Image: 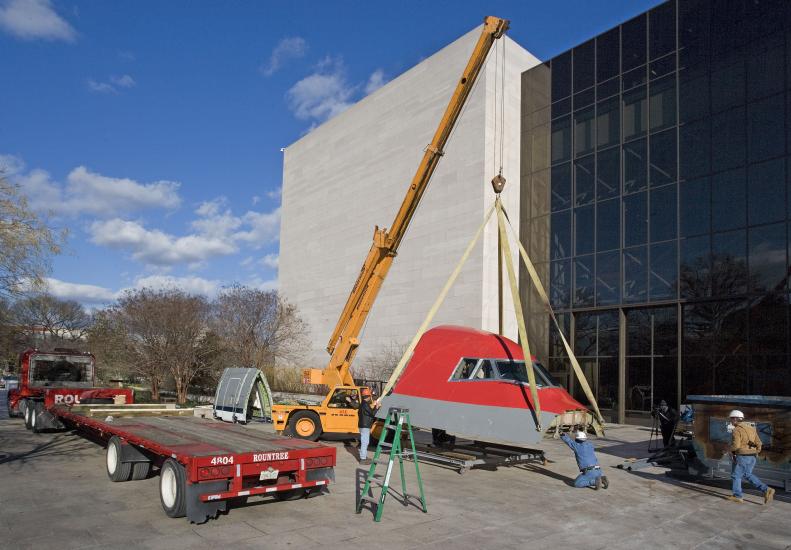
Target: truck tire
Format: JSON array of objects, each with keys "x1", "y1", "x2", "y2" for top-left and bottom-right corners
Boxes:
[
  {"x1": 22, "y1": 401, "x2": 32, "y2": 430},
  {"x1": 7, "y1": 397, "x2": 20, "y2": 418},
  {"x1": 159, "y1": 458, "x2": 187, "y2": 518},
  {"x1": 106, "y1": 436, "x2": 132, "y2": 482},
  {"x1": 131, "y1": 461, "x2": 151, "y2": 481},
  {"x1": 286, "y1": 410, "x2": 322, "y2": 441},
  {"x1": 30, "y1": 402, "x2": 41, "y2": 433}
]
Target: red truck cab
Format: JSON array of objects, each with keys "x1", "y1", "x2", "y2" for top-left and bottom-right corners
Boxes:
[{"x1": 8, "y1": 347, "x2": 134, "y2": 432}]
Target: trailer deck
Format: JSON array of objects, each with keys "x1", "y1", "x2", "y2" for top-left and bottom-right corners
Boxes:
[{"x1": 51, "y1": 406, "x2": 336, "y2": 523}]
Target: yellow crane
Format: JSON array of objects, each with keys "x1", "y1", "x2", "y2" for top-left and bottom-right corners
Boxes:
[{"x1": 272, "y1": 16, "x2": 510, "y2": 440}]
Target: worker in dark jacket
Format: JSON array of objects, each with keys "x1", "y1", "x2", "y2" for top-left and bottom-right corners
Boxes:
[
  {"x1": 651, "y1": 400, "x2": 678, "y2": 447},
  {"x1": 560, "y1": 429, "x2": 608, "y2": 490},
  {"x1": 347, "y1": 387, "x2": 379, "y2": 464}
]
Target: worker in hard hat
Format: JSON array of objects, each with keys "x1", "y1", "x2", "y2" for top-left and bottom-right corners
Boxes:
[
  {"x1": 560, "y1": 428, "x2": 608, "y2": 490},
  {"x1": 727, "y1": 410, "x2": 775, "y2": 504},
  {"x1": 352, "y1": 387, "x2": 379, "y2": 465}
]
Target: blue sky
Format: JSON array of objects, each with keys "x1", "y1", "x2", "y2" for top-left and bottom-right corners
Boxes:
[{"x1": 0, "y1": 0, "x2": 662, "y2": 305}]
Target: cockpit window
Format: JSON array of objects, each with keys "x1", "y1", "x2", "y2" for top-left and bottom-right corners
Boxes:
[
  {"x1": 450, "y1": 358, "x2": 480, "y2": 379},
  {"x1": 448, "y1": 356, "x2": 557, "y2": 386},
  {"x1": 496, "y1": 360, "x2": 556, "y2": 387},
  {"x1": 472, "y1": 360, "x2": 496, "y2": 379}
]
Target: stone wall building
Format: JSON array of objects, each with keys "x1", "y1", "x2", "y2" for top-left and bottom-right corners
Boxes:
[{"x1": 279, "y1": 26, "x2": 539, "y2": 373}]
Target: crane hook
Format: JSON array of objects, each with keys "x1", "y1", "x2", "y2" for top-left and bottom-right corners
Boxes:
[{"x1": 491, "y1": 173, "x2": 506, "y2": 194}]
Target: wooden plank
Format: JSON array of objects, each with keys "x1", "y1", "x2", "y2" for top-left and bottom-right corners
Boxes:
[
  {"x1": 86, "y1": 408, "x2": 195, "y2": 418},
  {"x1": 71, "y1": 403, "x2": 178, "y2": 410}
]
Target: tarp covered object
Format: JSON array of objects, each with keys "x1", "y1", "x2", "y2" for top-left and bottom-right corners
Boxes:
[{"x1": 214, "y1": 367, "x2": 273, "y2": 424}]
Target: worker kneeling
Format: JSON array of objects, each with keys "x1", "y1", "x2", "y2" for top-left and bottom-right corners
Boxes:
[{"x1": 560, "y1": 430, "x2": 609, "y2": 490}]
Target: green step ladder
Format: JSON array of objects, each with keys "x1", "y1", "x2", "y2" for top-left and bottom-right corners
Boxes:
[{"x1": 356, "y1": 407, "x2": 427, "y2": 522}]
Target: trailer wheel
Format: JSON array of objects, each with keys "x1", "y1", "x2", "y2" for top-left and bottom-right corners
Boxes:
[
  {"x1": 287, "y1": 411, "x2": 322, "y2": 441},
  {"x1": 106, "y1": 436, "x2": 132, "y2": 482},
  {"x1": 273, "y1": 488, "x2": 307, "y2": 501},
  {"x1": 160, "y1": 458, "x2": 187, "y2": 518},
  {"x1": 131, "y1": 461, "x2": 151, "y2": 481}
]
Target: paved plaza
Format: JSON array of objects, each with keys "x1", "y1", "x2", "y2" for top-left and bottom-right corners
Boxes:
[{"x1": 0, "y1": 409, "x2": 788, "y2": 549}]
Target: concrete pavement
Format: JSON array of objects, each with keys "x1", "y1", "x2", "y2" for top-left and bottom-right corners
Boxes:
[{"x1": 0, "y1": 415, "x2": 788, "y2": 549}]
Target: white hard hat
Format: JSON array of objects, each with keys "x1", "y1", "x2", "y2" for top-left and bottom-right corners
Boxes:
[
  {"x1": 729, "y1": 410, "x2": 744, "y2": 419},
  {"x1": 575, "y1": 430, "x2": 587, "y2": 441}
]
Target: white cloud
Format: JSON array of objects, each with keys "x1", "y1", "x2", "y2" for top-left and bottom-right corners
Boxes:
[
  {"x1": 87, "y1": 79, "x2": 116, "y2": 94},
  {"x1": 364, "y1": 69, "x2": 387, "y2": 95},
  {"x1": 195, "y1": 197, "x2": 225, "y2": 217},
  {"x1": 90, "y1": 219, "x2": 238, "y2": 266},
  {"x1": 286, "y1": 61, "x2": 391, "y2": 125},
  {"x1": 40, "y1": 274, "x2": 228, "y2": 305},
  {"x1": 233, "y1": 207, "x2": 281, "y2": 247},
  {"x1": 87, "y1": 74, "x2": 136, "y2": 94},
  {"x1": 191, "y1": 198, "x2": 244, "y2": 239},
  {"x1": 65, "y1": 166, "x2": 180, "y2": 214},
  {"x1": 260, "y1": 253, "x2": 278, "y2": 269},
  {"x1": 110, "y1": 74, "x2": 135, "y2": 88},
  {"x1": 131, "y1": 274, "x2": 221, "y2": 297},
  {"x1": 266, "y1": 186, "x2": 281, "y2": 200},
  {"x1": 246, "y1": 276, "x2": 278, "y2": 291},
  {"x1": 41, "y1": 277, "x2": 116, "y2": 304},
  {"x1": 89, "y1": 200, "x2": 280, "y2": 268},
  {"x1": 4, "y1": 155, "x2": 182, "y2": 217},
  {"x1": 0, "y1": 0, "x2": 75, "y2": 41},
  {"x1": 286, "y1": 56, "x2": 355, "y2": 122},
  {"x1": 240, "y1": 256, "x2": 254, "y2": 267},
  {"x1": 261, "y1": 36, "x2": 308, "y2": 76}
]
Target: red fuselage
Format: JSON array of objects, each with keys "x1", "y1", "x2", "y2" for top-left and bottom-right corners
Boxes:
[{"x1": 381, "y1": 325, "x2": 588, "y2": 446}]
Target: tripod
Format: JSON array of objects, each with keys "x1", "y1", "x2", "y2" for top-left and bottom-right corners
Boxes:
[{"x1": 648, "y1": 412, "x2": 662, "y2": 453}]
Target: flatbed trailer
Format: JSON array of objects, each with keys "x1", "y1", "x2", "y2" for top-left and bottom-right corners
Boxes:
[{"x1": 53, "y1": 405, "x2": 336, "y2": 523}]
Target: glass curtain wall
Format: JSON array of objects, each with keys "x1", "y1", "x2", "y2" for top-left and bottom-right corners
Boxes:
[{"x1": 521, "y1": 0, "x2": 791, "y2": 423}]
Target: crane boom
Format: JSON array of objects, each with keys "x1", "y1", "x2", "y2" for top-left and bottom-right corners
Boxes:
[{"x1": 303, "y1": 16, "x2": 510, "y2": 389}]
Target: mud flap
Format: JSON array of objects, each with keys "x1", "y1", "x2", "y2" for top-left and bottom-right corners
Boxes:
[
  {"x1": 119, "y1": 442, "x2": 150, "y2": 463},
  {"x1": 186, "y1": 480, "x2": 228, "y2": 524},
  {"x1": 37, "y1": 408, "x2": 64, "y2": 430}
]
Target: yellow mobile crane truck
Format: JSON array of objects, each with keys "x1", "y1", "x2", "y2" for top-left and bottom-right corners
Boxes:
[{"x1": 272, "y1": 16, "x2": 510, "y2": 441}]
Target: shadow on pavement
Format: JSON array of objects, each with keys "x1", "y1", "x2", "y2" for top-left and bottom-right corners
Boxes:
[
  {"x1": 0, "y1": 434, "x2": 89, "y2": 465},
  {"x1": 620, "y1": 466, "x2": 791, "y2": 505},
  {"x1": 514, "y1": 463, "x2": 577, "y2": 487}
]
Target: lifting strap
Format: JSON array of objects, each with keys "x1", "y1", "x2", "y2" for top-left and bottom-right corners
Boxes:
[
  {"x1": 501, "y1": 204, "x2": 605, "y2": 426},
  {"x1": 381, "y1": 195, "x2": 605, "y2": 432},
  {"x1": 495, "y1": 199, "x2": 541, "y2": 430},
  {"x1": 380, "y1": 202, "x2": 497, "y2": 398}
]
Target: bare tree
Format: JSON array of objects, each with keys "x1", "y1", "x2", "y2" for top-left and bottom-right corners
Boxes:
[
  {"x1": 0, "y1": 297, "x2": 19, "y2": 370},
  {"x1": 12, "y1": 293, "x2": 92, "y2": 345},
  {"x1": 211, "y1": 285, "x2": 309, "y2": 373},
  {"x1": 357, "y1": 340, "x2": 406, "y2": 382},
  {"x1": 113, "y1": 288, "x2": 215, "y2": 404},
  {"x1": 0, "y1": 176, "x2": 62, "y2": 297},
  {"x1": 86, "y1": 309, "x2": 133, "y2": 384}
]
